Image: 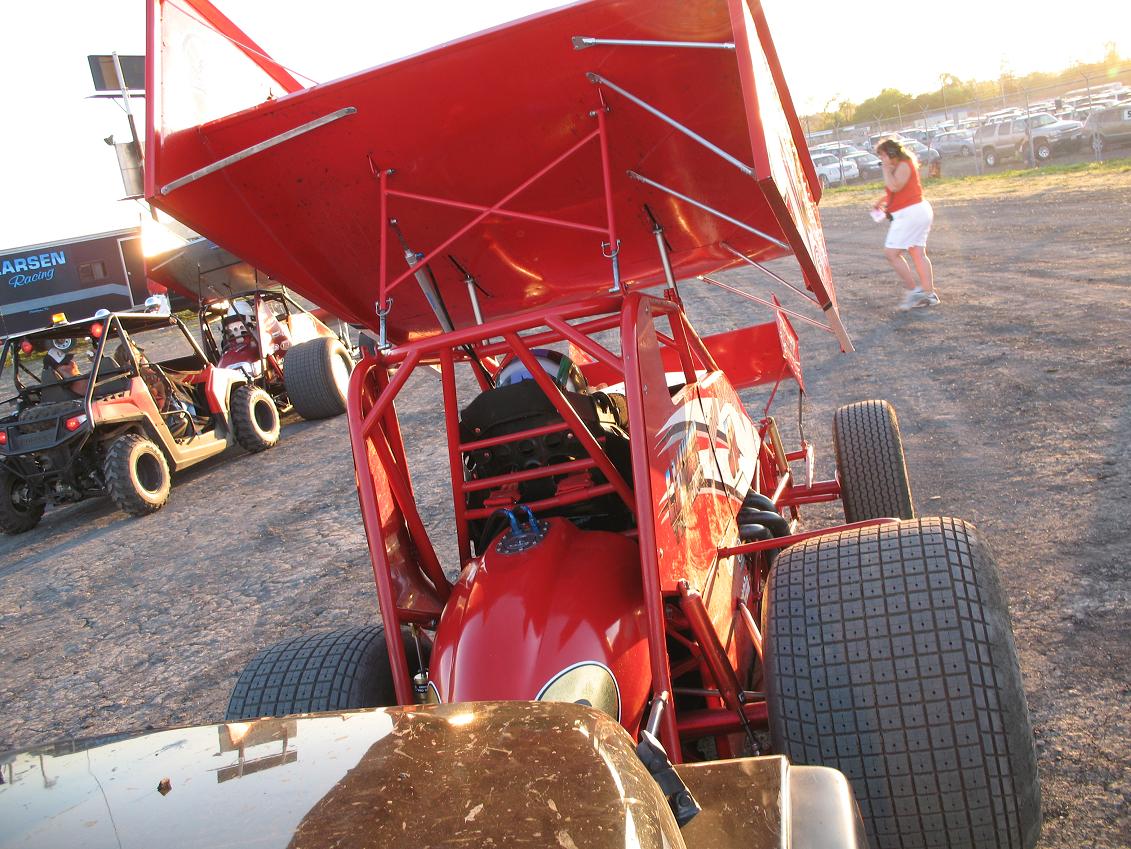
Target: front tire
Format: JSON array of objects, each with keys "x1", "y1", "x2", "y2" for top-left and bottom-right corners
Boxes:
[
  {"x1": 764, "y1": 519, "x2": 1041, "y2": 849},
  {"x1": 0, "y1": 468, "x2": 45, "y2": 534},
  {"x1": 103, "y1": 433, "x2": 171, "y2": 516},
  {"x1": 225, "y1": 625, "x2": 429, "y2": 720},
  {"x1": 983, "y1": 147, "x2": 997, "y2": 167},
  {"x1": 819, "y1": 174, "x2": 830, "y2": 190},
  {"x1": 832, "y1": 400, "x2": 914, "y2": 522},
  {"x1": 1034, "y1": 139, "x2": 1052, "y2": 161},
  {"x1": 232, "y1": 384, "x2": 281, "y2": 452},
  {"x1": 283, "y1": 336, "x2": 353, "y2": 420}
]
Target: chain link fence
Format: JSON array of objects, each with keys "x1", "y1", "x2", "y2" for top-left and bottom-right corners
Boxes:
[{"x1": 806, "y1": 67, "x2": 1131, "y2": 184}]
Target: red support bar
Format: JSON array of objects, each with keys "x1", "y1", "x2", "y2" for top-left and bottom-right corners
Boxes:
[
  {"x1": 717, "y1": 518, "x2": 899, "y2": 560},
  {"x1": 464, "y1": 483, "x2": 615, "y2": 521},
  {"x1": 778, "y1": 478, "x2": 841, "y2": 507},
  {"x1": 677, "y1": 703, "x2": 769, "y2": 739},
  {"x1": 678, "y1": 582, "x2": 744, "y2": 717},
  {"x1": 386, "y1": 187, "x2": 607, "y2": 235},
  {"x1": 381, "y1": 296, "x2": 622, "y2": 363},
  {"x1": 477, "y1": 313, "x2": 622, "y2": 360},
  {"x1": 669, "y1": 656, "x2": 701, "y2": 681},
  {"x1": 736, "y1": 601, "x2": 763, "y2": 664},
  {"x1": 545, "y1": 316, "x2": 624, "y2": 374},
  {"x1": 504, "y1": 332, "x2": 635, "y2": 511},
  {"x1": 440, "y1": 350, "x2": 472, "y2": 566},
  {"x1": 368, "y1": 423, "x2": 452, "y2": 602},
  {"x1": 461, "y1": 421, "x2": 570, "y2": 452},
  {"x1": 379, "y1": 167, "x2": 389, "y2": 310},
  {"x1": 346, "y1": 362, "x2": 414, "y2": 704},
  {"x1": 382, "y1": 128, "x2": 602, "y2": 298},
  {"x1": 594, "y1": 101, "x2": 619, "y2": 269},
  {"x1": 461, "y1": 457, "x2": 597, "y2": 494},
  {"x1": 620, "y1": 294, "x2": 678, "y2": 758},
  {"x1": 359, "y1": 350, "x2": 420, "y2": 436}
]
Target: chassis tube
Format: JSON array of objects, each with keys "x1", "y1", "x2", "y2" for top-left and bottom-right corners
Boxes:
[{"x1": 620, "y1": 295, "x2": 679, "y2": 756}]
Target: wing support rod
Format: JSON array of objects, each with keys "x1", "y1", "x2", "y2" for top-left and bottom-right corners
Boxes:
[
  {"x1": 718, "y1": 242, "x2": 819, "y2": 306},
  {"x1": 573, "y1": 36, "x2": 735, "y2": 51},
  {"x1": 627, "y1": 170, "x2": 790, "y2": 250},
  {"x1": 698, "y1": 274, "x2": 833, "y2": 334},
  {"x1": 160, "y1": 106, "x2": 357, "y2": 195},
  {"x1": 587, "y1": 73, "x2": 754, "y2": 178}
]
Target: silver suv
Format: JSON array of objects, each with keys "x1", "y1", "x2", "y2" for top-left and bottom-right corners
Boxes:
[{"x1": 974, "y1": 113, "x2": 1083, "y2": 166}]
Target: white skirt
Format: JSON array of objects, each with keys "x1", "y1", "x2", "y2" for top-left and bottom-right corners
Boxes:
[{"x1": 885, "y1": 200, "x2": 934, "y2": 249}]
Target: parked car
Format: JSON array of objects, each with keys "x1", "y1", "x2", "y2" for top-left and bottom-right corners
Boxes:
[
  {"x1": 1084, "y1": 104, "x2": 1131, "y2": 150},
  {"x1": 902, "y1": 139, "x2": 942, "y2": 175},
  {"x1": 974, "y1": 112, "x2": 1084, "y2": 166},
  {"x1": 931, "y1": 129, "x2": 975, "y2": 157},
  {"x1": 810, "y1": 152, "x2": 859, "y2": 187},
  {"x1": 842, "y1": 150, "x2": 883, "y2": 181},
  {"x1": 809, "y1": 142, "x2": 864, "y2": 158},
  {"x1": 898, "y1": 127, "x2": 931, "y2": 144},
  {"x1": 868, "y1": 130, "x2": 907, "y2": 150}
]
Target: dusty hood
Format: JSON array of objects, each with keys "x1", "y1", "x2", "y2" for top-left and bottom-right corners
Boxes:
[{"x1": 0, "y1": 701, "x2": 682, "y2": 849}]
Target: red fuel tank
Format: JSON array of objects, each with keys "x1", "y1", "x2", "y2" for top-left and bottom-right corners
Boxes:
[{"x1": 429, "y1": 519, "x2": 651, "y2": 735}]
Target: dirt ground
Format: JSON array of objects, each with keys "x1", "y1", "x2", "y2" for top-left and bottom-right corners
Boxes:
[{"x1": 2, "y1": 167, "x2": 1128, "y2": 848}]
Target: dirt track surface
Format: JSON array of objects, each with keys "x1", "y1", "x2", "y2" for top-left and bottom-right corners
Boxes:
[{"x1": 2, "y1": 170, "x2": 1129, "y2": 848}]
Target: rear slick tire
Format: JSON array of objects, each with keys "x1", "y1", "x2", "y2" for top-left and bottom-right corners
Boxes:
[
  {"x1": 283, "y1": 336, "x2": 353, "y2": 420},
  {"x1": 833, "y1": 400, "x2": 914, "y2": 522},
  {"x1": 232, "y1": 385, "x2": 281, "y2": 452},
  {"x1": 225, "y1": 625, "x2": 428, "y2": 720},
  {"x1": 103, "y1": 433, "x2": 171, "y2": 516},
  {"x1": 764, "y1": 518, "x2": 1041, "y2": 849}
]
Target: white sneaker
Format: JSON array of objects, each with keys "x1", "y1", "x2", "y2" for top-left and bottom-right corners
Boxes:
[
  {"x1": 921, "y1": 291, "x2": 941, "y2": 306},
  {"x1": 899, "y1": 288, "x2": 927, "y2": 311}
]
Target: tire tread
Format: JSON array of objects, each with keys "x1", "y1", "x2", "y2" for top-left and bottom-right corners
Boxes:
[
  {"x1": 833, "y1": 400, "x2": 915, "y2": 522},
  {"x1": 765, "y1": 518, "x2": 1040, "y2": 849},
  {"x1": 226, "y1": 626, "x2": 394, "y2": 720},
  {"x1": 283, "y1": 337, "x2": 351, "y2": 420}
]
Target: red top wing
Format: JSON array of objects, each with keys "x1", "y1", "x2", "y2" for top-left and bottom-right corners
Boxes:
[{"x1": 147, "y1": 0, "x2": 842, "y2": 345}]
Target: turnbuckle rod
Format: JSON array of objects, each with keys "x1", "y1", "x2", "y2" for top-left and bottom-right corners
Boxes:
[
  {"x1": 573, "y1": 36, "x2": 735, "y2": 51},
  {"x1": 628, "y1": 171, "x2": 789, "y2": 250}
]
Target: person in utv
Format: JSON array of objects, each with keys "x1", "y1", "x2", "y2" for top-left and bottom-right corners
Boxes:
[{"x1": 40, "y1": 348, "x2": 89, "y2": 401}]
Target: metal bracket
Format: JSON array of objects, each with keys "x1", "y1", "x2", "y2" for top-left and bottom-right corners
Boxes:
[
  {"x1": 494, "y1": 507, "x2": 549, "y2": 554},
  {"x1": 376, "y1": 297, "x2": 393, "y2": 349}
]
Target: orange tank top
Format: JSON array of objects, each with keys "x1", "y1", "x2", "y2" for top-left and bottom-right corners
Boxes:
[{"x1": 885, "y1": 159, "x2": 923, "y2": 213}]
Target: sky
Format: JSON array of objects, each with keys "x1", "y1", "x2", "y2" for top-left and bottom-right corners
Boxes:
[{"x1": 1, "y1": 0, "x2": 1127, "y2": 252}]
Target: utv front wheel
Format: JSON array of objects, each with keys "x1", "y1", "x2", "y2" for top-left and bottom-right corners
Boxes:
[
  {"x1": 832, "y1": 400, "x2": 914, "y2": 522},
  {"x1": 103, "y1": 433, "x2": 171, "y2": 516},
  {"x1": 0, "y1": 468, "x2": 45, "y2": 534},
  {"x1": 225, "y1": 625, "x2": 429, "y2": 720},
  {"x1": 232, "y1": 385, "x2": 281, "y2": 452},
  {"x1": 284, "y1": 336, "x2": 353, "y2": 420},
  {"x1": 764, "y1": 519, "x2": 1041, "y2": 849}
]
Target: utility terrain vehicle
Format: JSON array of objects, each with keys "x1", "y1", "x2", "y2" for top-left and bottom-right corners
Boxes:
[
  {"x1": 62, "y1": 0, "x2": 1045, "y2": 846},
  {"x1": 0, "y1": 312, "x2": 280, "y2": 532}
]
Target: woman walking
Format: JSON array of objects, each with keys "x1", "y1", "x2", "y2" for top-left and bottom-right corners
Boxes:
[{"x1": 873, "y1": 138, "x2": 938, "y2": 310}]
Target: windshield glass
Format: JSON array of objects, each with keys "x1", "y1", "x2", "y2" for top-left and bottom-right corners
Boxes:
[{"x1": 1031, "y1": 114, "x2": 1056, "y2": 128}]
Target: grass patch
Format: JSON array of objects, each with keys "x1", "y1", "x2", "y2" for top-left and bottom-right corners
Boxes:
[{"x1": 819, "y1": 156, "x2": 1131, "y2": 207}]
